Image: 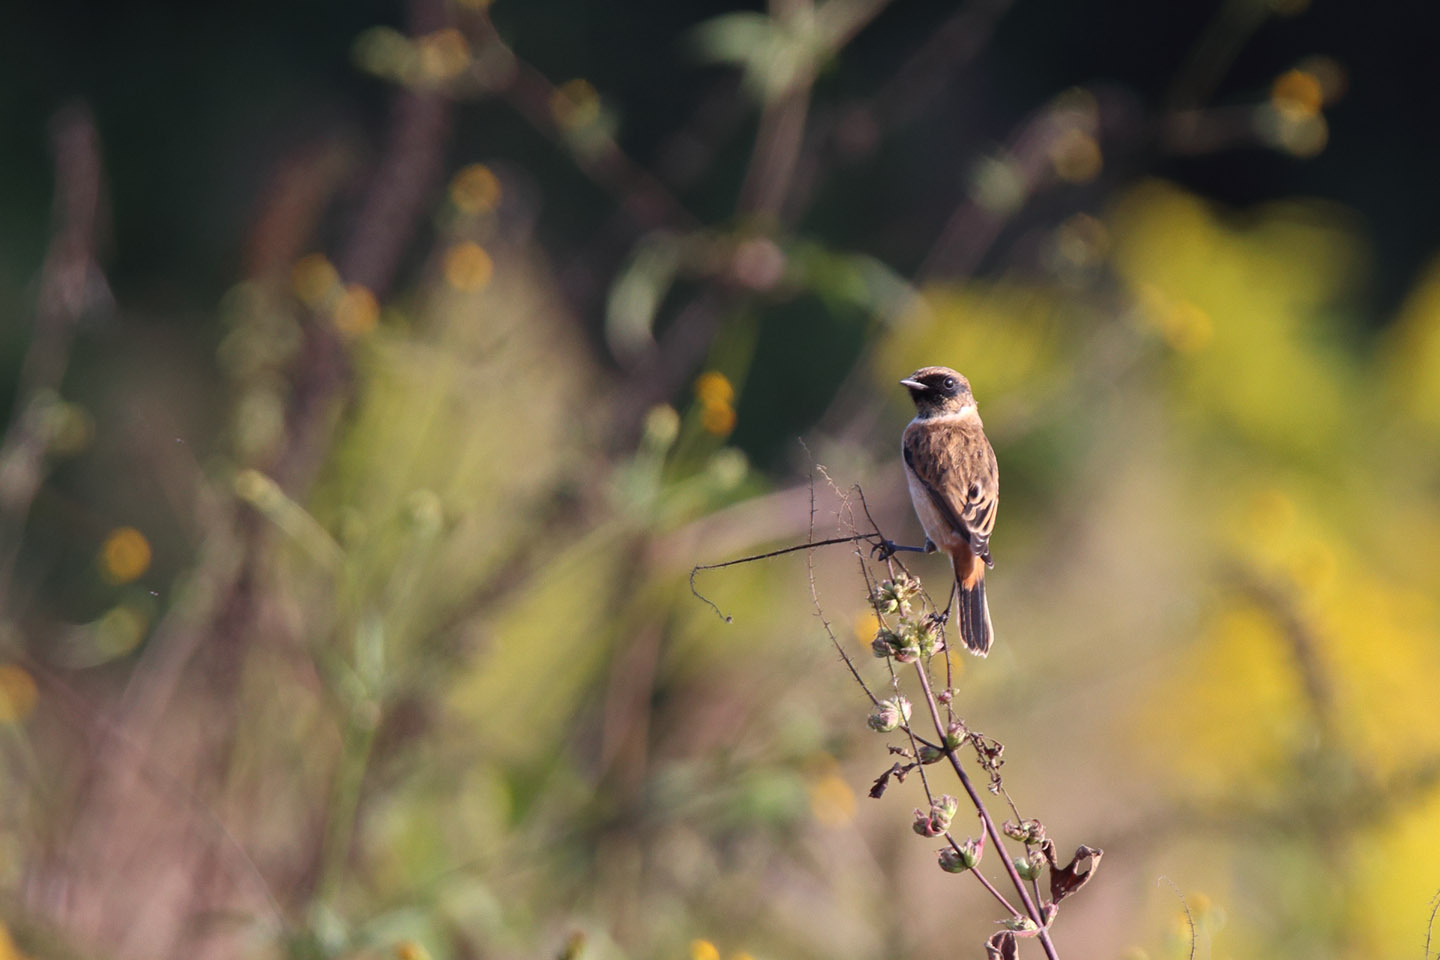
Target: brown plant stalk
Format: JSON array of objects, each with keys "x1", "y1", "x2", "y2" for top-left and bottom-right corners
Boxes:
[{"x1": 694, "y1": 477, "x2": 1100, "y2": 958}]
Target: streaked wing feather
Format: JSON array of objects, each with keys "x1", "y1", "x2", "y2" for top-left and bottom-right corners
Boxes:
[{"x1": 903, "y1": 420, "x2": 998, "y2": 562}]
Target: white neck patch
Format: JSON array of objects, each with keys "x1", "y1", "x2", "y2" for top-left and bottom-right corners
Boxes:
[{"x1": 912, "y1": 405, "x2": 977, "y2": 424}]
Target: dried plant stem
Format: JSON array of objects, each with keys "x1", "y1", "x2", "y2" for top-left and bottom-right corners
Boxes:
[
  {"x1": 911, "y1": 660, "x2": 1060, "y2": 960},
  {"x1": 692, "y1": 479, "x2": 1084, "y2": 956}
]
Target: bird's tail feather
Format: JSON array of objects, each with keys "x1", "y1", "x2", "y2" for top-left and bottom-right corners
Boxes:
[{"x1": 955, "y1": 571, "x2": 993, "y2": 657}]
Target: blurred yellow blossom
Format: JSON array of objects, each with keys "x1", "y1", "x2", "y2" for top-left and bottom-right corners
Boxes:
[
  {"x1": 0, "y1": 920, "x2": 27, "y2": 960},
  {"x1": 700, "y1": 403, "x2": 736, "y2": 436},
  {"x1": 292, "y1": 253, "x2": 339, "y2": 308},
  {"x1": 943, "y1": 647, "x2": 966, "y2": 681},
  {"x1": 43, "y1": 400, "x2": 94, "y2": 457},
  {"x1": 449, "y1": 164, "x2": 501, "y2": 215},
  {"x1": 1049, "y1": 128, "x2": 1102, "y2": 183},
  {"x1": 417, "y1": 28, "x2": 470, "y2": 82},
  {"x1": 443, "y1": 242, "x2": 494, "y2": 292},
  {"x1": 694, "y1": 371, "x2": 734, "y2": 407},
  {"x1": 1246, "y1": 488, "x2": 1296, "y2": 541},
  {"x1": 551, "y1": 79, "x2": 601, "y2": 130},
  {"x1": 333, "y1": 284, "x2": 379, "y2": 337},
  {"x1": 695, "y1": 370, "x2": 738, "y2": 435},
  {"x1": 1109, "y1": 180, "x2": 1356, "y2": 453},
  {"x1": 395, "y1": 941, "x2": 429, "y2": 960},
  {"x1": 1349, "y1": 788, "x2": 1440, "y2": 950},
  {"x1": 1129, "y1": 602, "x2": 1308, "y2": 800},
  {"x1": 100, "y1": 526, "x2": 152, "y2": 584},
  {"x1": 1132, "y1": 283, "x2": 1214, "y2": 352},
  {"x1": 879, "y1": 281, "x2": 1068, "y2": 410},
  {"x1": 689, "y1": 940, "x2": 720, "y2": 960},
  {"x1": 809, "y1": 772, "x2": 856, "y2": 826},
  {"x1": 1271, "y1": 69, "x2": 1324, "y2": 120},
  {"x1": 1381, "y1": 253, "x2": 1440, "y2": 427},
  {"x1": 853, "y1": 610, "x2": 879, "y2": 648},
  {"x1": 0, "y1": 665, "x2": 37, "y2": 723}
]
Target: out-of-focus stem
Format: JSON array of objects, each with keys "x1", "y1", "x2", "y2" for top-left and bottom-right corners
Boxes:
[
  {"x1": 315, "y1": 700, "x2": 379, "y2": 904},
  {"x1": 0, "y1": 105, "x2": 106, "y2": 612}
]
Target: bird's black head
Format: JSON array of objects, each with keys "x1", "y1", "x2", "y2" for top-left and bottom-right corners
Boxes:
[{"x1": 900, "y1": 366, "x2": 975, "y2": 418}]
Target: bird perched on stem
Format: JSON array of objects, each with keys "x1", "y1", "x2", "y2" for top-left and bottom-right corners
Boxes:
[{"x1": 896, "y1": 366, "x2": 998, "y2": 656}]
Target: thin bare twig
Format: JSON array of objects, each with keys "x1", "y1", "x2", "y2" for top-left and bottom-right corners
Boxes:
[
  {"x1": 1157, "y1": 876, "x2": 1196, "y2": 960},
  {"x1": 691, "y1": 532, "x2": 882, "y2": 622},
  {"x1": 804, "y1": 472, "x2": 881, "y2": 706},
  {"x1": 1425, "y1": 887, "x2": 1440, "y2": 960}
]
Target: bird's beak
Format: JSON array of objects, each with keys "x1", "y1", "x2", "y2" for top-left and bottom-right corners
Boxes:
[{"x1": 899, "y1": 378, "x2": 927, "y2": 391}]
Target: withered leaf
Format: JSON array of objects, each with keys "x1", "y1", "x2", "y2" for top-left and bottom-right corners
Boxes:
[
  {"x1": 1041, "y1": 841, "x2": 1103, "y2": 904},
  {"x1": 869, "y1": 762, "x2": 913, "y2": 798},
  {"x1": 985, "y1": 931, "x2": 1017, "y2": 960}
]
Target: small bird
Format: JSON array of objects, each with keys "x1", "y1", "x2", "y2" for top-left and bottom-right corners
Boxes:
[{"x1": 898, "y1": 366, "x2": 999, "y2": 656}]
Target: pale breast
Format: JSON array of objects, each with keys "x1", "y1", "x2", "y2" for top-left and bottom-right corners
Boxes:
[{"x1": 903, "y1": 461, "x2": 969, "y2": 553}]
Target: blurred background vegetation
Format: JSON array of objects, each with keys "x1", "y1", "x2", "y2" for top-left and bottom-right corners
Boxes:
[{"x1": 2, "y1": 1, "x2": 1439, "y2": 958}]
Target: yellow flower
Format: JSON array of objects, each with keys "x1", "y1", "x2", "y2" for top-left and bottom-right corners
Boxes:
[
  {"x1": 417, "y1": 28, "x2": 470, "y2": 82},
  {"x1": 853, "y1": 610, "x2": 879, "y2": 648},
  {"x1": 0, "y1": 665, "x2": 37, "y2": 723},
  {"x1": 291, "y1": 253, "x2": 339, "y2": 308},
  {"x1": 551, "y1": 79, "x2": 601, "y2": 130},
  {"x1": 333, "y1": 285, "x2": 379, "y2": 337},
  {"x1": 809, "y1": 772, "x2": 856, "y2": 826},
  {"x1": 450, "y1": 164, "x2": 501, "y2": 215},
  {"x1": 444, "y1": 242, "x2": 495, "y2": 292},
  {"x1": 689, "y1": 940, "x2": 720, "y2": 960},
  {"x1": 100, "y1": 527, "x2": 151, "y2": 584},
  {"x1": 694, "y1": 371, "x2": 734, "y2": 407},
  {"x1": 1049, "y1": 128, "x2": 1103, "y2": 184},
  {"x1": 1271, "y1": 69, "x2": 1324, "y2": 120},
  {"x1": 700, "y1": 402, "x2": 736, "y2": 436},
  {"x1": 0, "y1": 919, "x2": 30, "y2": 960},
  {"x1": 1164, "y1": 300, "x2": 1214, "y2": 353}
]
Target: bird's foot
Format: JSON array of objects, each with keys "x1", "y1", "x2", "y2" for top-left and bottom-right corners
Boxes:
[{"x1": 871, "y1": 538, "x2": 929, "y2": 560}]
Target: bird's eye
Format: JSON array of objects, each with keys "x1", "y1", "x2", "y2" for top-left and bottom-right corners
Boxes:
[{"x1": 943, "y1": 377, "x2": 957, "y2": 390}]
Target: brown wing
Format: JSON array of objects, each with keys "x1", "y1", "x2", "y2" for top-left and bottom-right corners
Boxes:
[{"x1": 902, "y1": 419, "x2": 999, "y2": 564}]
